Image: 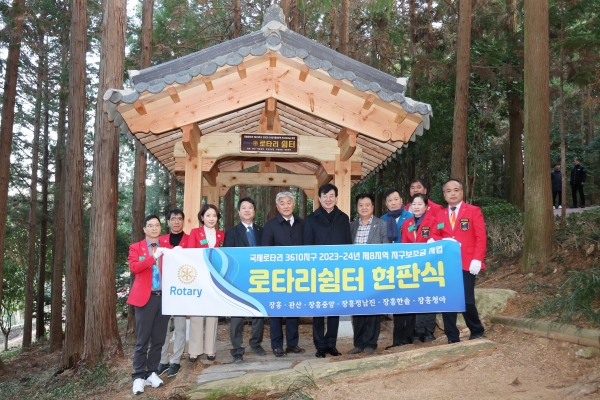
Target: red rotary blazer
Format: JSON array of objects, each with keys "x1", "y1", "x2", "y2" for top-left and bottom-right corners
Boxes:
[
  {"x1": 127, "y1": 239, "x2": 159, "y2": 307},
  {"x1": 186, "y1": 226, "x2": 225, "y2": 249},
  {"x1": 401, "y1": 212, "x2": 437, "y2": 244},
  {"x1": 158, "y1": 232, "x2": 190, "y2": 249},
  {"x1": 430, "y1": 202, "x2": 487, "y2": 271},
  {"x1": 404, "y1": 199, "x2": 444, "y2": 213}
]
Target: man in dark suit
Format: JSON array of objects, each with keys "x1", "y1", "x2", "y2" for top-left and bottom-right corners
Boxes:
[
  {"x1": 431, "y1": 178, "x2": 486, "y2": 344},
  {"x1": 262, "y1": 191, "x2": 306, "y2": 357},
  {"x1": 304, "y1": 183, "x2": 352, "y2": 358},
  {"x1": 127, "y1": 215, "x2": 171, "y2": 395},
  {"x1": 224, "y1": 197, "x2": 265, "y2": 363},
  {"x1": 348, "y1": 193, "x2": 389, "y2": 354}
]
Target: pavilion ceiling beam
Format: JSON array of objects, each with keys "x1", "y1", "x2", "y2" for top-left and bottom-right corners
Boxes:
[
  {"x1": 275, "y1": 162, "x2": 315, "y2": 175},
  {"x1": 315, "y1": 164, "x2": 333, "y2": 187},
  {"x1": 133, "y1": 100, "x2": 147, "y2": 116},
  {"x1": 363, "y1": 94, "x2": 375, "y2": 110},
  {"x1": 258, "y1": 109, "x2": 268, "y2": 132},
  {"x1": 168, "y1": 87, "x2": 181, "y2": 103},
  {"x1": 265, "y1": 98, "x2": 277, "y2": 132},
  {"x1": 181, "y1": 123, "x2": 202, "y2": 156},
  {"x1": 338, "y1": 127, "x2": 358, "y2": 161},
  {"x1": 237, "y1": 62, "x2": 247, "y2": 79},
  {"x1": 203, "y1": 164, "x2": 219, "y2": 186},
  {"x1": 331, "y1": 80, "x2": 342, "y2": 96},
  {"x1": 299, "y1": 65, "x2": 309, "y2": 82},
  {"x1": 217, "y1": 172, "x2": 317, "y2": 190},
  {"x1": 270, "y1": 52, "x2": 277, "y2": 67}
]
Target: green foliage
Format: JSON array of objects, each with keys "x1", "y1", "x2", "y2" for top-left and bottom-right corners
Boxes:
[
  {"x1": 279, "y1": 367, "x2": 321, "y2": 400},
  {"x1": 529, "y1": 265, "x2": 600, "y2": 327},
  {"x1": 480, "y1": 200, "x2": 524, "y2": 257}
]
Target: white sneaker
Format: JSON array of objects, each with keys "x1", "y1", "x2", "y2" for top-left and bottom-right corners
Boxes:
[
  {"x1": 146, "y1": 372, "x2": 164, "y2": 388},
  {"x1": 559, "y1": 205, "x2": 562, "y2": 209},
  {"x1": 132, "y1": 378, "x2": 146, "y2": 395}
]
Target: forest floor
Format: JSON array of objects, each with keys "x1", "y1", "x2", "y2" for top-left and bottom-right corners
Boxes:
[{"x1": 1, "y1": 214, "x2": 600, "y2": 399}]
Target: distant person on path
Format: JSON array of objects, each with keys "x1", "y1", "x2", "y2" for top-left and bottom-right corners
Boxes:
[
  {"x1": 570, "y1": 158, "x2": 586, "y2": 208},
  {"x1": 380, "y1": 189, "x2": 415, "y2": 349},
  {"x1": 262, "y1": 191, "x2": 306, "y2": 357},
  {"x1": 304, "y1": 183, "x2": 352, "y2": 358},
  {"x1": 405, "y1": 178, "x2": 443, "y2": 214},
  {"x1": 551, "y1": 164, "x2": 562, "y2": 209},
  {"x1": 157, "y1": 209, "x2": 189, "y2": 379},
  {"x1": 186, "y1": 204, "x2": 225, "y2": 364},
  {"x1": 128, "y1": 215, "x2": 171, "y2": 395},
  {"x1": 430, "y1": 179, "x2": 486, "y2": 344},
  {"x1": 402, "y1": 194, "x2": 437, "y2": 343},
  {"x1": 225, "y1": 197, "x2": 265, "y2": 363},
  {"x1": 348, "y1": 193, "x2": 389, "y2": 355}
]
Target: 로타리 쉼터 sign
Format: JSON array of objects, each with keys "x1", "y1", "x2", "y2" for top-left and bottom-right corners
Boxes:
[{"x1": 240, "y1": 134, "x2": 298, "y2": 154}]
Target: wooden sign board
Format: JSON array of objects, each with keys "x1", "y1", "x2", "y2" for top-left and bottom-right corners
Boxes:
[{"x1": 240, "y1": 134, "x2": 298, "y2": 154}]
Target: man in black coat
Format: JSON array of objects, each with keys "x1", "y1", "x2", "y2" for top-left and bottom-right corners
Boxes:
[
  {"x1": 570, "y1": 158, "x2": 586, "y2": 208},
  {"x1": 262, "y1": 191, "x2": 306, "y2": 357},
  {"x1": 551, "y1": 164, "x2": 562, "y2": 209},
  {"x1": 304, "y1": 183, "x2": 352, "y2": 358},
  {"x1": 224, "y1": 197, "x2": 265, "y2": 363}
]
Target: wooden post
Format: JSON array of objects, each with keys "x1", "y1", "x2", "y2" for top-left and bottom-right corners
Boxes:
[
  {"x1": 334, "y1": 154, "x2": 351, "y2": 216},
  {"x1": 206, "y1": 185, "x2": 219, "y2": 207},
  {"x1": 183, "y1": 153, "x2": 202, "y2": 233}
]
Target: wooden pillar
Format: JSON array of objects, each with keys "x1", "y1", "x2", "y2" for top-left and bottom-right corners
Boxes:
[
  {"x1": 183, "y1": 153, "x2": 202, "y2": 233},
  {"x1": 206, "y1": 185, "x2": 219, "y2": 207},
  {"x1": 334, "y1": 154, "x2": 351, "y2": 216},
  {"x1": 313, "y1": 185, "x2": 320, "y2": 211}
]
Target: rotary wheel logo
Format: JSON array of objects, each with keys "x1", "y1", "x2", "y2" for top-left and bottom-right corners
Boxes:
[
  {"x1": 177, "y1": 264, "x2": 197, "y2": 285},
  {"x1": 253, "y1": 140, "x2": 258, "y2": 146}
]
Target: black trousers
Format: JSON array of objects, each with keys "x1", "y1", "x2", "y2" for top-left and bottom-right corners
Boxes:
[
  {"x1": 132, "y1": 295, "x2": 170, "y2": 380},
  {"x1": 352, "y1": 315, "x2": 380, "y2": 349},
  {"x1": 552, "y1": 191, "x2": 562, "y2": 207},
  {"x1": 270, "y1": 317, "x2": 299, "y2": 349},
  {"x1": 442, "y1": 270, "x2": 484, "y2": 343},
  {"x1": 313, "y1": 316, "x2": 339, "y2": 350},
  {"x1": 230, "y1": 317, "x2": 264, "y2": 356},
  {"x1": 392, "y1": 313, "x2": 416, "y2": 344},
  {"x1": 415, "y1": 313, "x2": 437, "y2": 335},
  {"x1": 571, "y1": 184, "x2": 585, "y2": 207}
]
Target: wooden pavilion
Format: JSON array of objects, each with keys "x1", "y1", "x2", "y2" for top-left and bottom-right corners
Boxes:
[{"x1": 103, "y1": 5, "x2": 433, "y2": 231}]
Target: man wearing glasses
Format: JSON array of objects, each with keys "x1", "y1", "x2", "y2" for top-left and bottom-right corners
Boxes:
[
  {"x1": 157, "y1": 209, "x2": 189, "y2": 378},
  {"x1": 128, "y1": 215, "x2": 171, "y2": 395}
]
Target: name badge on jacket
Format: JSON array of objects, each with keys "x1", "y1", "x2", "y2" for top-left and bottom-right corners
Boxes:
[{"x1": 460, "y1": 219, "x2": 469, "y2": 231}]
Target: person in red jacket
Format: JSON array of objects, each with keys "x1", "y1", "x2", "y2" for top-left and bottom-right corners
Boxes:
[
  {"x1": 186, "y1": 204, "x2": 225, "y2": 363},
  {"x1": 403, "y1": 194, "x2": 438, "y2": 343},
  {"x1": 127, "y1": 215, "x2": 171, "y2": 395},
  {"x1": 405, "y1": 178, "x2": 443, "y2": 214},
  {"x1": 157, "y1": 209, "x2": 189, "y2": 379},
  {"x1": 430, "y1": 179, "x2": 486, "y2": 344}
]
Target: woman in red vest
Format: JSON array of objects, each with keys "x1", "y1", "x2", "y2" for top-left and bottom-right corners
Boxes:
[
  {"x1": 401, "y1": 193, "x2": 438, "y2": 343},
  {"x1": 186, "y1": 204, "x2": 225, "y2": 362}
]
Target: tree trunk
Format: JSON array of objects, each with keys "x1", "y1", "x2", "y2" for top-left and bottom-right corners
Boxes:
[
  {"x1": 128, "y1": 0, "x2": 154, "y2": 335},
  {"x1": 559, "y1": 8, "x2": 566, "y2": 225},
  {"x1": 506, "y1": 0, "x2": 524, "y2": 211},
  {"x1": 238, "y1": 185, "x2": 247, "y2": 200},
  {"x1": 233, "y1": 0, "x2": 241, "y2": 38},
  {"x1": 37, "y1": 64, "x2": 50, "y2": 341},
  {"x1": 450, "y1": 0, "x2": 472, "y2": 186},
  {"x1": 299, "y1": 189, "x2": 307, "y2": 219},
  {"x1": 60, "y1": 0, "x2": 87, "y2": 369},
  {"x1": 340, "y1": 0, "x2": 349, "y2": 55},
  {"x1": 170, "y1": 175, "x2": 177, "y2": 210},
  {"x1": 408, "y1": 0, "x2": 418, "y2": 97},
  {"x1": 82, "y1": 0, "x2": 126, "y2": 362},
  {"x1": 289, "y1": 0, "x2": 299, "y2": 32},
  {"x1": 224, "y1": 188, "x2": 235, "y2": 229},
  {"x1": 329, "y1": 7, "x2": 338, "y2": 52},
  {"x1": 24, "y1": 26, "x2": 45, "y2": 350},
  {"x1": 0, "y1": 0, "x2": 26, "y2": 364},
  {"x1": 50, "y1": 34, "x2": 69, "y2": 353},
  {"x1": 522, "y1": 0, "x2": 553, "y2": 272}
]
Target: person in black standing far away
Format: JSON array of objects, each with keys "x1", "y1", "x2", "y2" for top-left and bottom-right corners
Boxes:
[
  {"x1": 304, "y1": 183, "x2": 352, "y2": 358},
  {"x1": 262, "y1": 191, "x2": 306, "y2": 357},
  {"x1": 551, "y1": 164, "x2": 562, "y2": 209},
  {"x1": 570, "y1": 158, "x2": 586, "y2": 208},
  {"x1": 224, "y1": 197, "x2": 265, "y2": 363}
]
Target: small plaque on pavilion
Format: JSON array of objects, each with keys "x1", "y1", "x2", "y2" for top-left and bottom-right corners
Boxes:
[{"x1": 240, "y1": 134, "x2": 298, "y2": 154}]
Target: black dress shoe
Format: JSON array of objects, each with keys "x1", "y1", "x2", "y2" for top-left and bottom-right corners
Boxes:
[
  {"x1": 285, "y1": 345, "x2": 306, "y2": 354},
  {"x1": 423, "y1": 334, "x2": 436, "y2": 343},
  {"x1": 412, "y1": 334, "x2": 424, "y2": 343},
  {"x1": 385, "y1": 343, "x2": 400, "y2": 350},
  {"x1": 273, "y1": 347, "x2": 286, "y2": 357},
  {"x1": 469, "y1": 330, "x2": 486, "y2": 340},
  {"x1": 327, "y1": 347, "x2": 342, "y2": 356},
  {"x1": 315, "y1": 350, "x2": 327, "y2": 358},
  {"x1": 448, "y1": 339, "x2": 460, "y2": 344}
]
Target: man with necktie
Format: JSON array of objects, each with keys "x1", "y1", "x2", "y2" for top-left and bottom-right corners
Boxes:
[
  {"x1": 430, "y1": 179, "x2": 486, "y2": 344},
  {"x1": 224, "y1": 197, "x2": 265, "y2": 363},
  {"x1": 127, "y1": 215, "x2": 171, "y2": 395},
  {"x1": 262, "y1": 191, "x2": 306, "y2": 357}
]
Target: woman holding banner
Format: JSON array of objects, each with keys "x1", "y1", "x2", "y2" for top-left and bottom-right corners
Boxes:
[
  {"x1": 186, "y1": 204, "x2": 225, "y2": 362},
  {"x1": 402, "y1": 194, "x2": 437, "y2": 343}
]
